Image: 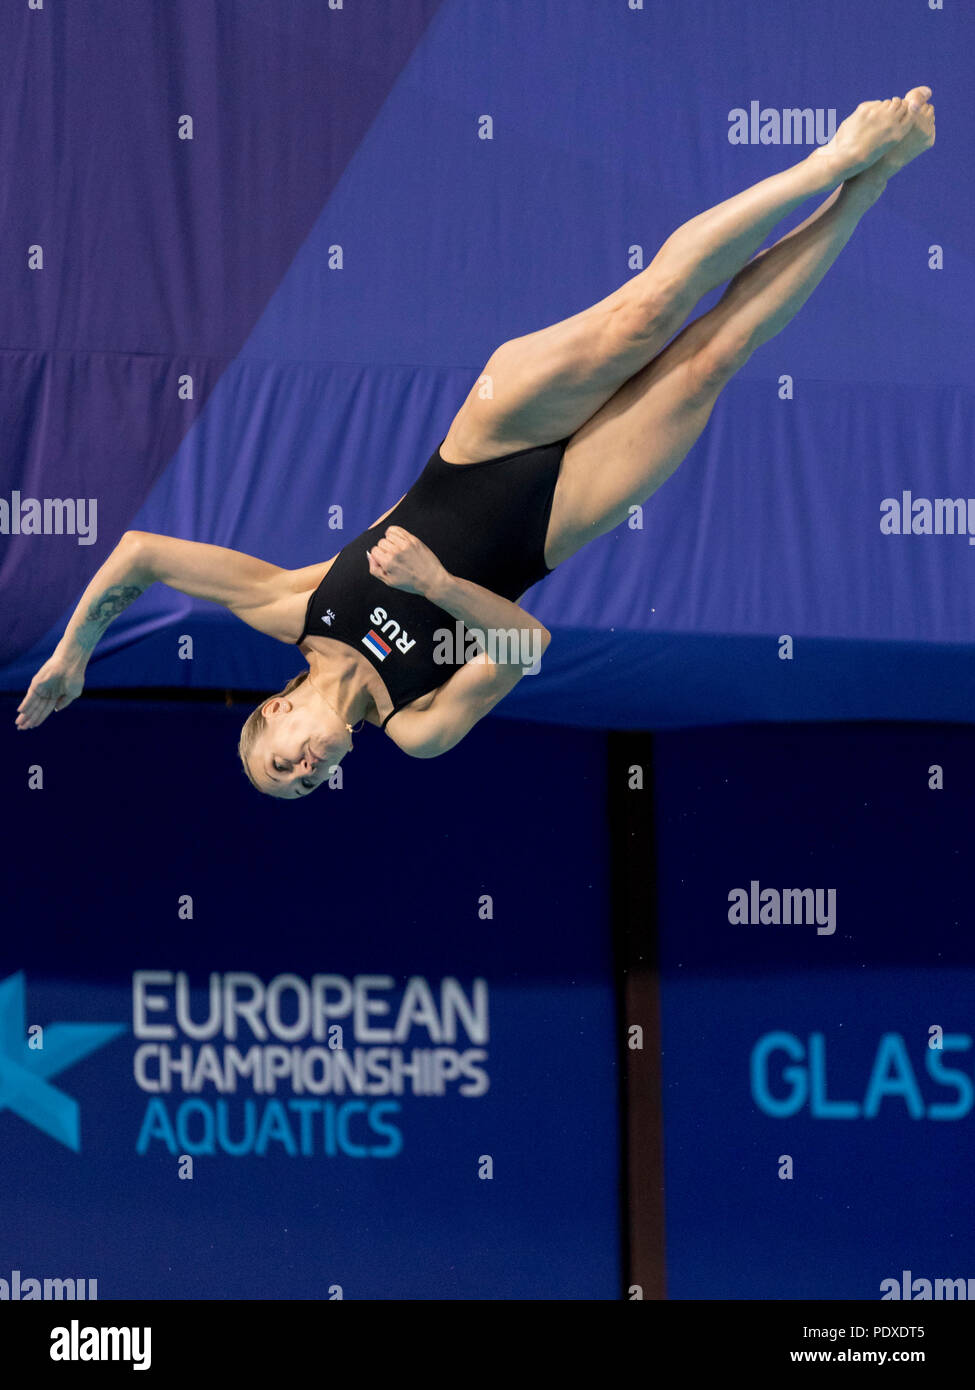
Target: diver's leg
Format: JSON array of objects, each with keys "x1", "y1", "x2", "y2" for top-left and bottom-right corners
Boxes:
[
  {"x1": 443, "y1": 94, "x2": 924, "y2": 463},
  {"x1": 543, "y1": 93, "x2": 935, "y2": 567}
]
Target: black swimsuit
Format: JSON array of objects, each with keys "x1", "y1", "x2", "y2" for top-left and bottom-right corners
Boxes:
[{"x1": 296, "y1": 437, "x2": 568, "y2": 728}]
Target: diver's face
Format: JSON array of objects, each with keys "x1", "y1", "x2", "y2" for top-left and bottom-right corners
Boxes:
[{"x1": 252, "y1": 692, "x2": 349, "y2": 799}]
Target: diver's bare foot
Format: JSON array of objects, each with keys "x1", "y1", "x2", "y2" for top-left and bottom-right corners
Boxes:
[
  {"x1": 841, "y1": 89, "x2": 936, "y2": 205},
  {"x1": 867, "y1": 89, "x2": 936, "y2": 180},
  {"x1": 811, "y1": 96, "x2": 914, "y2": 183}
]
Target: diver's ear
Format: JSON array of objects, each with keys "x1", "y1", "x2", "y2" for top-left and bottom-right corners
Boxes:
[{"x1": 262, "y1": 696, "x2": 293, "y2": 718}]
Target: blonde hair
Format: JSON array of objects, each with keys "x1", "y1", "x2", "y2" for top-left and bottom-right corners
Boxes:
[{"x1": 238, "y1": 670, "x2": 309, "y2": 792}]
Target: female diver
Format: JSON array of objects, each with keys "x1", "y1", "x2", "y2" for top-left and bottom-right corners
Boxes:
[{"x1": 16, "y1": 91, "x2": 935, "y2": 798}]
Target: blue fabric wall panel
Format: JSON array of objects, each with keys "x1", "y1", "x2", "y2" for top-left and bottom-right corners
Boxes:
[
  {"x1": 0, "y1": 0, "x2": 444, "y2": 660},
  {"x1": 2, "y1": 1, "x2": 972, "y2": 728}
]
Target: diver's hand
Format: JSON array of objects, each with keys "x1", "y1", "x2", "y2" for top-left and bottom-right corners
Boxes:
[
  {"x1": 16, "y1": 656, "x2": 85, "y2": 729},
  {"x1": 366, "y1": 526, "x2": 449, "y2": 598}
]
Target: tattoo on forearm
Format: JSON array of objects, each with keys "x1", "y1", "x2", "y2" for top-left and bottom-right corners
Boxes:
[{"x1": 74, "y1": 584, "x2": 146, "y2": 653}]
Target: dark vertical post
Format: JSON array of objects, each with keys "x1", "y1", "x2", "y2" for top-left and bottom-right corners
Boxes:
[{"x1": 608, "y1": 729, "x2": 666, "y2": 1299}]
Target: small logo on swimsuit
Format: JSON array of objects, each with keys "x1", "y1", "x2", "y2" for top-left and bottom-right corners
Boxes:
[{"x1": 321, "y1": 609, "x2": 335, "y2": 627}]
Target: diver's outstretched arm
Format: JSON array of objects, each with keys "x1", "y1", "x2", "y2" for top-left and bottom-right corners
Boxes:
[
  {"x1": 16, "y1": 530, "x2": 295, "y2": 729},
  {"x1": 16, "y1": 529, "x2": 147, "y2": 728}
]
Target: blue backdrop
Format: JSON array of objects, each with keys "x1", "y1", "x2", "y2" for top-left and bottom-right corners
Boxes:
[
  {"x1": 1, "y1": 0, "x2": 973, "y2": 725},
  {"x1": 654, "y1": 721, "x2": 975, "y2": 1300},
  {"x1": 1, "y1": 0, "x2": 972, "y2": 1306},
  {"x1": 0, "y1": 700, "x2": 618, "y2": 1299}
]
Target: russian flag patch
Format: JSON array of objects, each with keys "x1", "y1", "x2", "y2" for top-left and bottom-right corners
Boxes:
[{"x1": 362, "y1": 630, "x2": 392, "y2": 661}]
